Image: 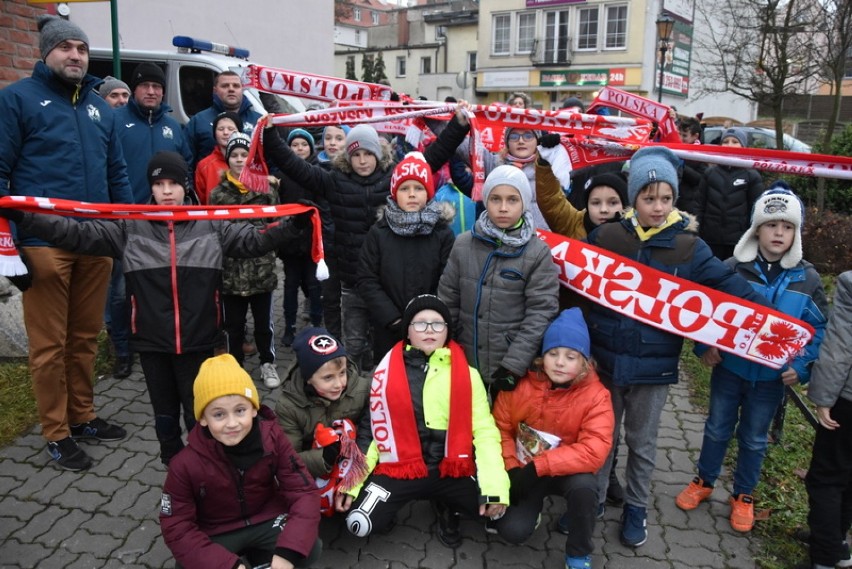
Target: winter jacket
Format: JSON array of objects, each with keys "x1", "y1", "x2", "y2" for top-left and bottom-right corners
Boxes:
[
  {"x1": 535, "y1": 160, "x2": 588, "y2": 239},
  {"x1": 348, "y1": 345, "x2": 510, "y2": 504},
  {"x1": 808, "y1": 271, "x2": 852, "y2": 407},
  {"x1": 0, "y1": 62, "x2": 133, "y2": 246},
  {"x1": 276, "y1": 156, "x2": 335, "y2": 260},
  {"x1": 184, "y1": 95, "x2": 262, "y2": 167},
  {"x1": 209, "y1": 177, "x2": 279, "y2": 296},
  {"x1": 434, "y1": 182, "x2": 475, "y2": 236},
  {"x1": 161, "y1": 407, "x2": 320, "y2": 569},
  {"x1": 265, "y1": 117, "x2": 469, "y2": 286},
  {"x1": 698, "y1": 258, "x2": 827, "y2": 384},
  {"x1": 492, "y1": 368, "x2": 614, "y2": 476},
  {"x1": 437, "y1": 221, "x2": 559, "y2": 381},
  {"x1": 12, "y1": 210, "x2": 298, "y2": 354},
  {"x1": 695, "y1": 165, "x2": 763, "y2": 247},
  {"x1": 115, "y1": 98, "x2": 194, "y2": 204},
  {"x1": 356, "y1": 205, "x2": 456, "y2": 330},
  {"x1": 585, "y1": 213, "x2": 768, "y2": 386},
  {"x1": 194, "y1": 149, "x2": 228, "y2": 204},
  {"x1": 275, "y1": 363, "x2": 370, "y2": 478}
]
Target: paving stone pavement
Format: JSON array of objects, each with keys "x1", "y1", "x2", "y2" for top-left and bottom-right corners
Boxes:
[{"x1": 0, "y1": 273, "x2": 759, "y2": 568}]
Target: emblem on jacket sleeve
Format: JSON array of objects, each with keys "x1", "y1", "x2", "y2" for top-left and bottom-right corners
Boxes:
[{"x1": 87, "y1": 105, "x2": 101, "y2": 122}]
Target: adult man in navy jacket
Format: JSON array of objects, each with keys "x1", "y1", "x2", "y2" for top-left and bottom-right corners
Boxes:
[{"x1": 0, "y1": 15, "x2": 133, "y2": 471}]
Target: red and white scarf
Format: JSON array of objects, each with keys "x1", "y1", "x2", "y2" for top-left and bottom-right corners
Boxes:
[
  {"x1": 369, "y1": 341, "x2": 475, "y2": 480},
  {"x1": 0, "y1": 196, "x2": 327, "y2": 279},
  {"x1": 312, "y1": 418, "x2": 368, "y2": 517}
]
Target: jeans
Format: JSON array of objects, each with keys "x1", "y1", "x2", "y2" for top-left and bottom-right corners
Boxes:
[
  {"x1": 341, "y1": 284, "x2": 372, "y2": 370},
  {"x1": 696, "y1": 366, "x2": 785, "y2": 496},
  {"x1": 596, "y1": 379, "x2": 669, "y2": 508},
  {"x1": 105, "y1": 259, "x2": 130, "y2": 358}
]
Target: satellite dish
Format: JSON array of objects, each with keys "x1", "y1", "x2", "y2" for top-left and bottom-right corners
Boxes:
[{"x1": 455, "y1": 71, "x2": 469, "y2": 89}]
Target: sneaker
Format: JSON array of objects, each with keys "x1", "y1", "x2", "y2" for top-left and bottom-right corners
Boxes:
[
  {"x1": 281, "y1": 328, "x2": 295, "y2": 348},
  {"x1": 484, "y1": 519, "x2": 499, "y2": 535},
  {"x1": 46, "y1": 437, "x2": 93, "y2": 471},
  {"x1": 260, "y1": 363, "x2": 281, "y2": 388},
  {"x1": 70, "y1": 417, "x2": 127, "y2": 442},
  {"x1": 432, "y1": 501, "x2": 462, "y2": 548},
  {"x1": 838, "y1": 542, "x2": 852, "y2": 568},
  {"x1": 676, "y1": 476, "x2": 714, "y2": 510},
  {"x1": 112, "y1": 355, "x2": 132, "y2": 379},
  {"x1": 729, "y1": 494, "x2": 755, "y2": 532},
  {"x1": 620, "y1": 504, "x2": 648, "y2": 548},
  {"x1": 565, "y1": 555, "x2": 592, "y2": 569},
  {"x1": 607, "y1": 469, "x2": 624, "y2": 505}
]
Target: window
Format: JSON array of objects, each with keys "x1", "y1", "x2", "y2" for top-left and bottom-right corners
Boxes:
[
  {"x1": 396, "y1": 56, "x2": 406, "y2": 78},
  {"x1": 372, "y1": 11, "x2": 379, "y2": 25},
  {"x1": 845, "y1": 47, "x2": 852, "y2": 78},
  {"x1": 605, "y1": 5, "x2": 628, "y2": 49},
  {"x1": 544, "y1": 10, "x2": 570, "y2": 64},
  {"x1": 467, "y1": 51, "x2": 477, "y2": 72},
  {"x1": 577, "y1": 7, "x2": 599, "y2": 50},
  {"x1": 435, "y1": 25, "x2": 447, "y2": 40},
  {"x1": 353, "y1": 7, "x2": 361, "y2": 21},
  {"x1": 421, "y1": 57, "x2": 432, "y2": 74},
  {"x1": 517, "y1": 13, "x2": 536, "y2": 54},
  {"x1": 493, "y1": 14, "x2": 511, "y2": 55}
]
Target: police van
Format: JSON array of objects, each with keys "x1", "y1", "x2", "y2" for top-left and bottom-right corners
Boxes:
[{"x1": 88, "y1": 36, "x2": 305, "y2": 125}]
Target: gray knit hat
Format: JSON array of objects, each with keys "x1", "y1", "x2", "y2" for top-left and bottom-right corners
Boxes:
[
  {"x1": 627, "y1": 146, "x2": 680, "y2": 205},
  {"x1": 38, "y1": 15, "x2": 89, "y2": 60},
  {"x1": 482, "y1": 165, "x2": 532, "y2": 212},
  {"x1": 345, "y1": 124, "x2": 382, "y2": 159},
  {"x1": 721, "y1": 127, "x2": 748, "y2": 147},
  {"x1": 98, "y1": 76, "x2": 130, "y2": 99}
]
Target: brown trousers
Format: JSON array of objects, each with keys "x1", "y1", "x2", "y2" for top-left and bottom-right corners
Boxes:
[{"x1": 22, "y1": 247, "x2": 112, "y2": 441}]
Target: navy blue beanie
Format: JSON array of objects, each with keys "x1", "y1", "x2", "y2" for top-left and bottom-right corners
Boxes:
[
  {"x1": 293, "y1": 327, "x2": 347, "y2": 380},
  {"x1": 541, "y1": 308, "x2": 591, "y2": 360}
]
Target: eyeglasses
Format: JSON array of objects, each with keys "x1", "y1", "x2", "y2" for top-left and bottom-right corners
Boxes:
[
  {"x1": 507, "y1": 132, "x2": 536, "y2": 142},
  {"x1": 409, "y1": 321, "x2": 447, "y2": 333}
]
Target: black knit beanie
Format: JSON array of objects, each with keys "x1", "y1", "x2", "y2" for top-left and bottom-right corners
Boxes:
[
  {"x1": 401, "y1": 294, "x2": 453, "y2": 343},
  {"x1": 212, "y1": 111, "x2": 243, "y2": 137},
  {"x1": 130, "y1": 62, "x2": 166, "y2": 91},
  {"x1": 147, "y1": 151, "x2": 188, "y2": 188},
  {"x1": 583, "y1": 172, "x2": 629, "y2": 209}
]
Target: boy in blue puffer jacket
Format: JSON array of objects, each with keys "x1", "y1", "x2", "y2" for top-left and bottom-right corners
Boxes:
[{"x1": 676, "y1": 182, "x2": 827, "y2": 532}]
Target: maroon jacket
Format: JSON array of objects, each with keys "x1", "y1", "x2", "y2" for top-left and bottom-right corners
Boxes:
[{"x1": 160, "y1": 407, "x2": 320, "y2": 569}]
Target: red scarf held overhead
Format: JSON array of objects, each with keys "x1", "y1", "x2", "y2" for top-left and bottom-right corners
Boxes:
[{"x1": 370, "y1": 340, "x2": 475, "y2": 480}]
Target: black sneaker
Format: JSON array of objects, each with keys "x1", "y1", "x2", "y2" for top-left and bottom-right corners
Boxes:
[
  {"x1": 46, "y1": 437, "x2": 93, "y2": 471},
  {"x1": 432, "y1": 500, "x2": 462, "y2": 548},
  {"x1": 112, "y1": 355, "x2": 132, "y2": 379},
  {"x1": 70, "y1": 417, "x2": 127, "y2": 442}
]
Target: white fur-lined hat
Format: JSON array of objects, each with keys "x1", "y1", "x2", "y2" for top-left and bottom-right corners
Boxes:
[{"x1": 733, "y1": 182, "x2": 805, "y2": 268}]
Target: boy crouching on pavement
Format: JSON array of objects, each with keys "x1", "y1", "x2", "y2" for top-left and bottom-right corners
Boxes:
[{"x1": 160, "y1": 354, "x2": 322, "y2": 569}]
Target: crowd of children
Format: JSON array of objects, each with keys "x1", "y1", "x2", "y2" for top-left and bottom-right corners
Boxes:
[{"x1": 3, "y1": 84, "x2": 842, "y2": 569}]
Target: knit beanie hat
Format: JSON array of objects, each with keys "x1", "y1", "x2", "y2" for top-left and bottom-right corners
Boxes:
[
  {"x1": 226, "y1": 131, "x2": 252, "y2": 159},
  {"x1": 482, "y1": 165, "x2": 532, "y2": 212},
  {"x1": 345, "y1": 124, "x2": 382, "y2": 159},
  {"x1": 560, "y1": 97, "x2": 585, "y2": 112},
  {"x1": 212, "y1": 111, "x2": 243, "y2": 137},
  {"x1": 293, "y1": 327, "x2": 347, "y2": 381},
  {"x1": 627, "y1": 146, "x2": 680, "y2": 206},
  {"x1": 541, "y1": 308, "x2": 591, "y2": 360},
  {"x1": 504, "y1": 127, "x2": 539, "y2": 147},
  {"x1": 583, "y1": 172, "x2": 628, "y2": 209},
  {"x1": 721, "y1": 127, "x2": 748, "y2": 147},
  {"x1": 401, "y1": 294, "x2": 453, "y2": 343},
  {"x1": 390, "y1": 152, "x2": 434, "y2": 200},
  {"x1": 193, "y1": 354, "x2": 260, "y2": 420},
  {"x1": 38, "y1": 15, "x2": 89, "y2": 60},
  {"x1": 129, "y1": 62, "x2": 166, "y2": 91},
  {"x1": 322, "y1": 124, "x2": 351, "y2": 140},
  {"x1": 147, "y1": 151, "x2": 188, "y2": 188},
  {"x1": 98, "y1": 76, "x2": 130, "y2": 99},
  {"x1": 733, "y1": 181, "x2": 805, "y2": 269},
  {"x1": 287, "y1": 128, "x2": 316, "y2": 155}
]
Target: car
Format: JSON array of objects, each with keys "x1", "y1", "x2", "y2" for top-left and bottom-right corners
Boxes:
[{"x1": 702, "y1": 126, "x2": 812, "y2": 153}]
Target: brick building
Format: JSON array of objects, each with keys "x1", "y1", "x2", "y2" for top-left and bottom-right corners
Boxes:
[{"x1": 0, "y1": 0, "x2": 47, "y2": 89}]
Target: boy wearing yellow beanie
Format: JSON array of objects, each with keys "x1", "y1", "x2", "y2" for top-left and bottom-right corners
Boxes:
[{"x1": 161, "y1": 354, "x2": 322, "y2": 569}]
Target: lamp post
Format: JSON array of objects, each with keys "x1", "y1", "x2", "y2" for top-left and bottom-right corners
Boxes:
[{"x1": 655, "y1": 15, "x2": 675, "y2": 102}]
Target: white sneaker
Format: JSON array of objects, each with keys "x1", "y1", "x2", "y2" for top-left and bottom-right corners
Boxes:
[{"x1": 260, "y1": 363, "x2": 281, "y2": 388}]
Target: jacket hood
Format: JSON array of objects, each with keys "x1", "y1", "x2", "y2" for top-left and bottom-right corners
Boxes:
[
  {"x1": 331, "y1": 143, "x2": 394, "y2": 176},
  {"x1": 125, "y1": 96, "x2": 174, "y2": 122},
  {"x1": 283, "y1": 363, "x2": 361, "y2": 408}
]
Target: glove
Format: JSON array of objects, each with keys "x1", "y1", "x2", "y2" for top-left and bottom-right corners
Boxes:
[
  {"x1": 322, "y1": 440, "x2": 341, "y2": 469},
  {"x1": 491, "y1": 366, "x2": 521, "y2": 393},
  {"x1": 508, "y1": 462, "x2": 539, "y2": 502},
  {"x1": 538, "y1": 133, "x2": 562, "y2": 149},
  {"x1": 0, "y1": 207, "x2": 24, "y2": 223}
]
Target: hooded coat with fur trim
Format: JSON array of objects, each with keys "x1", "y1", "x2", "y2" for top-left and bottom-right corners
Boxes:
[{"x1": 264, "y1": 117, "x2": 470, "y2": 286}]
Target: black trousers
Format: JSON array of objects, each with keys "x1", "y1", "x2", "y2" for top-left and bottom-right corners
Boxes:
[
  {"x1": 496, "y1": 472, "x2": 598, "y2": 557},
  {"x1": 345, "y1": 470, "x2": 482, "y2": 537},
  {"x1": 223, "y1": 292, "x2": 274, "y2": 365},
  {"x1": 807, "y1": 396, "x2": 852, "y2": 566}
]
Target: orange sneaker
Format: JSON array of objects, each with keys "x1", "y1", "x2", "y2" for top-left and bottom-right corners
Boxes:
[
  {"x1": 676, "y1": 477, "x2": 714, "y2": 510},
  {"x1": 729, "y1": 494, "x2": 755, "y2": 532}
]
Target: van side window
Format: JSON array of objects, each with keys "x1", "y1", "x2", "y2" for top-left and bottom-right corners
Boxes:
[{"x1": 179, "y1": 66, "x2": 215, "y2": 119}]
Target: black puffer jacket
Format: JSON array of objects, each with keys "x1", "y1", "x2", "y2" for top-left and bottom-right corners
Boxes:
[
  {"x1": 695, "y1": 165, "x2": 763, "y2": 247},
  {"x1": 264, "y1": 117, "x2": 469, "y2": 285}
]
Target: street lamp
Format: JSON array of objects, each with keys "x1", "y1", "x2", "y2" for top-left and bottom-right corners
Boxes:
[{"x1": 655, "y1": 14, "x2": 675, "y2": 102}]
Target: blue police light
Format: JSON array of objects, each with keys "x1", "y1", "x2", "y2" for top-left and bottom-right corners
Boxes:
[{"x1": 172, "y1": 36, "x2": 250, "y2": 59}]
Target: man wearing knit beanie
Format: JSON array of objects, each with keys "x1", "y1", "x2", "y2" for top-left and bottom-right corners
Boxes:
[
  {"x1": 98, "y1": 76, "x2": 130, "y2": 108},
  {"x1": 0, "y1": 14, "x2": 133, "y2": 471}
]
